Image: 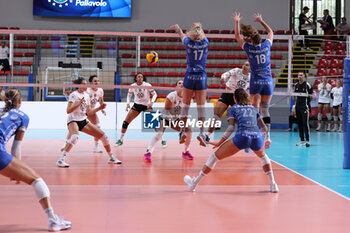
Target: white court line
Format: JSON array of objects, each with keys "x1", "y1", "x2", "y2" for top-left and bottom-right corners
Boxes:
[
  {"x1": 271, "y1": 160, "x2": 350, "y2": 201},
  {"x1": 0, "y1": 184, "x2": 318, "y2": 188},
  {"x1": 28, "y1": 166, "x2": 286, "y2": 171}
]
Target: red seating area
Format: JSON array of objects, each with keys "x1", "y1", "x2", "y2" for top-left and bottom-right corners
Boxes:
[
  {"x1": 313, "y1": 78, "x2": 343, "y2": 90},
  {"x1": 143, "y1": 29, "x2": 296, "y2": 35},
  {"x1": 316, "y1": 40, "x2": 346, "y2": 78},
  {"x1": 1, "y1": 30, "x2": 35, "y2": 77}
]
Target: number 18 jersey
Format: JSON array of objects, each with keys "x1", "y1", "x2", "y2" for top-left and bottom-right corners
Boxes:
[{"x1": 243, "y1": 40, "x2": 272, "y2": 79}]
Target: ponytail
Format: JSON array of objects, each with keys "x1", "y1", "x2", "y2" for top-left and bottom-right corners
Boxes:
[{"x1": 0, "y1": 88, "x2": 21, "y2": 118}]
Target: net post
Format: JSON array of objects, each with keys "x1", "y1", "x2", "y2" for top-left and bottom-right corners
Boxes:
[
  {"x1": 9, "y1": 33, "x2": 14, "y2": 80},
  {"x1": 28, "y1": 73, "x2": 33, "y2": 101},
  {"x1": 287, "y1": 35, "x2": 293, "y2": 92},
  {"x1": 136, "y1": 35, "x2": 141, "y2": 73},
  {"x1": 115, "y1": 74, "x2": 120, "y2": 102},
  {"x1": 347, "y1": 35, "x2": 350, "y2": 58},
  {"x1": 343, "y1": 58, "x2": 350, "y2": 169}
]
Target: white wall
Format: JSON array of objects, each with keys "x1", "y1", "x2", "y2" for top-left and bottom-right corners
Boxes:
[
  {"x1": 0, "y1": 0, "x2": 289, "y2": 31},
  {"x1": 2, "y1": 102, "x2": 213, "y2": 130},
  {"x1": 5, "y1": 101, "x2": 116, "y2": 129}
]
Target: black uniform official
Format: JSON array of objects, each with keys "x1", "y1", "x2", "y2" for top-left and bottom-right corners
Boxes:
[{"x1": 294, "y1": 72, "x2": 313, "y2": 146}]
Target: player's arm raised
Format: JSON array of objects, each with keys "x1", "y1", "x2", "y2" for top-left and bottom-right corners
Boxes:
[
  {"x1": 170, "y1": 24, "x2": 186, "y2": 42},
  {"x1": 232, "y1": 12, "x2": 245, "y2": 48}
]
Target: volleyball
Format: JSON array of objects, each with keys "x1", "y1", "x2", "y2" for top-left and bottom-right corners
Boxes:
[{"x1": 146, "y1": 51, "x2": 159, "y2": 64}]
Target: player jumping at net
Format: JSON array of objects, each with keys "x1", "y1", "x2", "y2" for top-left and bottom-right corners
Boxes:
[
  {"x1": 115, "y1": 73, "x2": 159, "y2": 147},
  {"x1": 233, "y1": 12, "x2": 274, "y2": 148},
  {"x1": 143, "y1": 80, "x2": 194, "y2": 162},
  {"x1": 202, "y1": 61, "x2": 251, "y2": 145},
  {"x1": 184, "y1": 88, "x2": 278, "y2": 193},
  {"x1": 0, "y1": 88, "x2": 72, "y2": 231},
  {"x1": 170, "y1": 22, "x2": 209, "y2": 147},
  {"x1": 57, "y1": 77, "x2": 122, "y2": 167}
]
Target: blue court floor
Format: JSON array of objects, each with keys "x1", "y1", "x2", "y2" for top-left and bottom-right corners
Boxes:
[{"x1": 25, "y1": 129, "x2": 350, "y2": 199}]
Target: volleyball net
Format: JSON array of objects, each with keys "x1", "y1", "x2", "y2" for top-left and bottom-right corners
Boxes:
[{"x1": 0, "y1": 29, "x2": 349, "y2": 129}]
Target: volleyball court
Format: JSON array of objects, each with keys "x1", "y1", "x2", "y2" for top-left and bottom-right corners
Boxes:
[{"x1": 0, "y1": 28, "x2": 349, "y2": 233}]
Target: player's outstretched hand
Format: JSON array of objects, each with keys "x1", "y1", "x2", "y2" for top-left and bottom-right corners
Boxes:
[
  {"x1": 170, "y1": 24, "x2": 180, "y2": 31},
  {"x1": 253, "y1": 13, "x2": 263, "y2": 23},
  {"x1": 232, "y1": 12, "x2": 242, "y2": 22},
  {"x1": 99, "y1": 103, "x2": 107, "y2": 110}
]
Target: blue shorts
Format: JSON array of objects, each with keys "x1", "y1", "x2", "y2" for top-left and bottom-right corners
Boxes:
[
  {"x1": 183, "y1": 72, "x2": 207, "y2": 90},
  {"x1": 250, "y1": 78, "x2": 274, "y2": 96},
  {"x1": 232, "y1": 134, "x2": 264, "y2": 151},
  {"x1": 0, "y1": 150, "x2": 14, "y2": 170}
]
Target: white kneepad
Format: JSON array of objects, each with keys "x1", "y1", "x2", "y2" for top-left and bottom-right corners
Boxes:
[
  {"x1": 317, "y1": 113, "x2": 323, "y2": 121},
  {"x1": 67, "y1": 134, "x2": 79, "y2": 145},
  {"x1": 260, "y1": 102, "x2": 270, "y2": 117},
  {"x1": 205, "y1": 153, "x2": 219, "y2": 169},
  {"x1": 326, "y1": 113, "x2": 332, "y2": 121},
  {"x1": 100, "y1": 134, "x2": 110, "y2": 146},
  {"x1": 260, "y1": 155, "x2": 271, "y2": 166},
  {"x1": 32, "y1": 178, "x2": 50, "y2": 201}
]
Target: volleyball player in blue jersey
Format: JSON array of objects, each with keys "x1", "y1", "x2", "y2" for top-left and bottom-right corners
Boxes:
[
  {"x1": 233, "y1": 12, "x2": 274, "y2": 148},
  {"x1": 170, "y1": 23, "x2": 209, "y2": 146},
  {"x1": 184, "y1": 88, "x2": 278, "y2": 193},
  {"x1": 0, "y1": 88, "x2": 71, "y2": 231}
]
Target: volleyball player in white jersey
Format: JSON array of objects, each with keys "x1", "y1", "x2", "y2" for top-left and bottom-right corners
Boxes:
[
  {"x1": 86, "y1": 75, "x2": 106, "y2": 152},
  {"x1": 316, "y1": 77, "x2": 332, "y2": 131},
  {"x1": 57, "y1": 77, "x2": 121, "y2": 167},
  {"x1": 115, "y1": 73, "x2": 157, "y2": 147},
  {"x1": 202, "y1": 61, "x2": 250, "y2": 144},
  {"x1": 143, "y1": 80, "x2": 194, "y2": 162},
  {"x1": 330, "y1": 79, "x2": 343, "y2": 132}
]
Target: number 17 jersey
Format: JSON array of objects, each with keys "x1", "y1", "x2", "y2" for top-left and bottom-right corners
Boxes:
[{"x1": 183, "y1": 37, "x2": 209, "y2": 73}]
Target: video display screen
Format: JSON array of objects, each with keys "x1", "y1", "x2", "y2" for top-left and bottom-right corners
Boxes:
[{"x1": 33, "y1": 0, "x2": 131, "y2": 18}]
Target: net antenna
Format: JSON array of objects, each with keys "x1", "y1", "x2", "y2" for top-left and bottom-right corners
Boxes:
[{"x1": 44, "y1": 67, "x2": 99, "y2": 100}]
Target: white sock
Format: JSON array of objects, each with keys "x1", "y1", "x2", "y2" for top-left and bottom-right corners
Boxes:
[
  {"x1": 60, "y1": 151, "x2": 66, "y2": 160},
  {"x1": 207, "y1": 132, "x2": 213, "y2": 137},
  {"x1": 94, "y1": 140, "x2": 99, "y2": 147},
  {"x1": 266, "y1": 124, "x2": 271, "y2": 139},
  {"x1": 45, "y1": 207, "x2": 55, "y2": 219},
  {"x1": 148, "y1": 132, "x2": 163, "y2": 153},
  {"x1": 108, "y1": 152, "x2": 114, "y2": 159},
  {"x1": 194, "y1": 170, "x2": 206, "y2": 185},
  {"x1": 184, "y1": 131, "x2": 192, "y2": 152},
  {"x1": 120, "y1": 133, "x2": 125, "y2": 140},
  {"x1": 266, "y1": 171, "x2": 276, "y2": 184}
]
